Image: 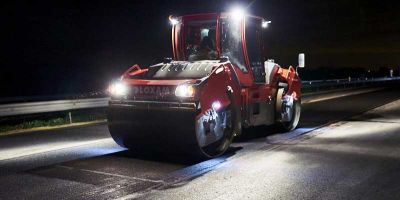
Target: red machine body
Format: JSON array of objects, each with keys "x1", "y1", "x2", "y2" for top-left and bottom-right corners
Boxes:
[{"x1": 107, "y1": 12, "x2": 303, "y2": 159}]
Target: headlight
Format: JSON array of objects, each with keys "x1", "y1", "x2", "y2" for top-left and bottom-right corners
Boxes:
[
  {"x1": 212, "y1": 101, "x2": 222, "y2": 111},
  {"x1": 175, "y1": 84, "x2": 195, "y2": 97},
  {"x1": 108, "y1": 82, "x2": 128, "y2": 97}
]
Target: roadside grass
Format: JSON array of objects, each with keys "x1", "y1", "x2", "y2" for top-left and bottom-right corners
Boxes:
[
  {"x1": 0, "y1": 109, "x2": 106, "y2": 135},
  {"x1": 0, "y1": 118, "x2": 66, "y2": 133}
]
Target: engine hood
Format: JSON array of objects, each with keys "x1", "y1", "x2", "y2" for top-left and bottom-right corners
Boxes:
[{"x1": 145, "y1": 60, "x2": 220, "y2": 80}]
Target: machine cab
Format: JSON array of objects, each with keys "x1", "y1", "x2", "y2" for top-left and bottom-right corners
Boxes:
[{"x1": 170, "y1": 12, "x2": 269, "y2": 86}]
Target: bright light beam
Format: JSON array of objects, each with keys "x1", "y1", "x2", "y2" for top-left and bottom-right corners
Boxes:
[
  {"x1": 229, "y1": 7, "x2": 246, "y2": 21},
  {"x1": 169, "y1": 15, "x2": 179, "y2": 25}
]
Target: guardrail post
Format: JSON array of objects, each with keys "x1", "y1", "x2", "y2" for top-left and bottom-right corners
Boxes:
[{"x1": 68, "y1": 112, "x2": 72, "y2": 124}]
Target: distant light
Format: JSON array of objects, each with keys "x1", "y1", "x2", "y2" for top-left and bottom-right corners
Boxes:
[
  {"x1": 229, "y1": 7, "x2": 246, "y2": 21},
  {"x1": 262, "y1": 20, "x2": 271, "y2": 28},
  {"x1": 169, "y1": 15, "x2": 179, "y2": 25},
  {"x1": 212, "y1": 101, "x2": 222, "y2": 111}
]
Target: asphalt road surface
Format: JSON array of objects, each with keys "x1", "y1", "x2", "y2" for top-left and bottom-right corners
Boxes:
[{"x1": 0, "y1": 87, "x2": 400, "y2": 200}]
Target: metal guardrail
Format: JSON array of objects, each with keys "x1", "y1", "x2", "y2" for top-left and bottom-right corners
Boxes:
[
  {"x1": 0, "y1": 76, "x2": 399, "y2": 118},
  {"x1": 302, "y1": 77, "x2": 400, "y2": 88},
  {"x1": 0, "y1": 98, "x2": 109, "y2": 117}
]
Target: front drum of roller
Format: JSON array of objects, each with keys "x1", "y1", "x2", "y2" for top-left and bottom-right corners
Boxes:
[{"x1": 107, "y1": 104, "x2": 238, "y2": 159}]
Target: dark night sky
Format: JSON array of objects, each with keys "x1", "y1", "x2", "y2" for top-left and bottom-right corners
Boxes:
[{"x1": 1, "y1": 0, "x2": 400, "y2": 97}]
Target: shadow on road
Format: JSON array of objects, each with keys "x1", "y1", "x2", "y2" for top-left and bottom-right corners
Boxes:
[
  {"x1": 234, "y1": 125, "x2": 283, "y2": 142},
  {"x1": 107, "y1": 145, "x2": 243, "y2": 166}
]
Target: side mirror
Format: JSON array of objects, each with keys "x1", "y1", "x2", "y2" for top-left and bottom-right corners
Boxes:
[{"x1": 298, "y1": 53, "x2": 305, "y2": 68}]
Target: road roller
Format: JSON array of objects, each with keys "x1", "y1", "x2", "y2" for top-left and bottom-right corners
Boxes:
[{"x1": 107, "y1": 11, "x2": 304, "y2": 159}]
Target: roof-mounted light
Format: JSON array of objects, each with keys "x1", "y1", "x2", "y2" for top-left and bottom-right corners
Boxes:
[
  {"x1": 169, "y1": 15, "x2": 179, "y2": 25},
  {"x1": 262, "y1": 20, "x2": 271, "y2": 28},
  {"x1": 229, "y1": 7, "x2": 246, "y2": 21}
]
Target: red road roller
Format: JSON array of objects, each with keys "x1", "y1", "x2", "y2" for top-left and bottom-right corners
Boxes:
[{"x1": 107, "y1": 11, "x2": 304, "y2": 159}]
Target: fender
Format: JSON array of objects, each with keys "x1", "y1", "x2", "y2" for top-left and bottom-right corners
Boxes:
[
  {"x1": 197, "y1": 64, "x2": 241, "y2": 118},
  {"x1": 272, "y1": 66, "x2": 302, "y2": 100}
]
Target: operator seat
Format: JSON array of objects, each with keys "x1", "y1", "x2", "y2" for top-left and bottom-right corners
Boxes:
[{"x1": 207, "y1": 29, "x2": 216, "y2": 50}]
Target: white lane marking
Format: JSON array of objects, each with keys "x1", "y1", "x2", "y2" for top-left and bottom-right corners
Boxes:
[
  {"x1": 303, "y1": 88, "x2": 383, "y2": 104},
  {"x1": 0, "y1": 138, "x2": 113, "y2": 161},
  {"x1": 114, "y1": 193, "x2": 142, "y2": 200}
]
